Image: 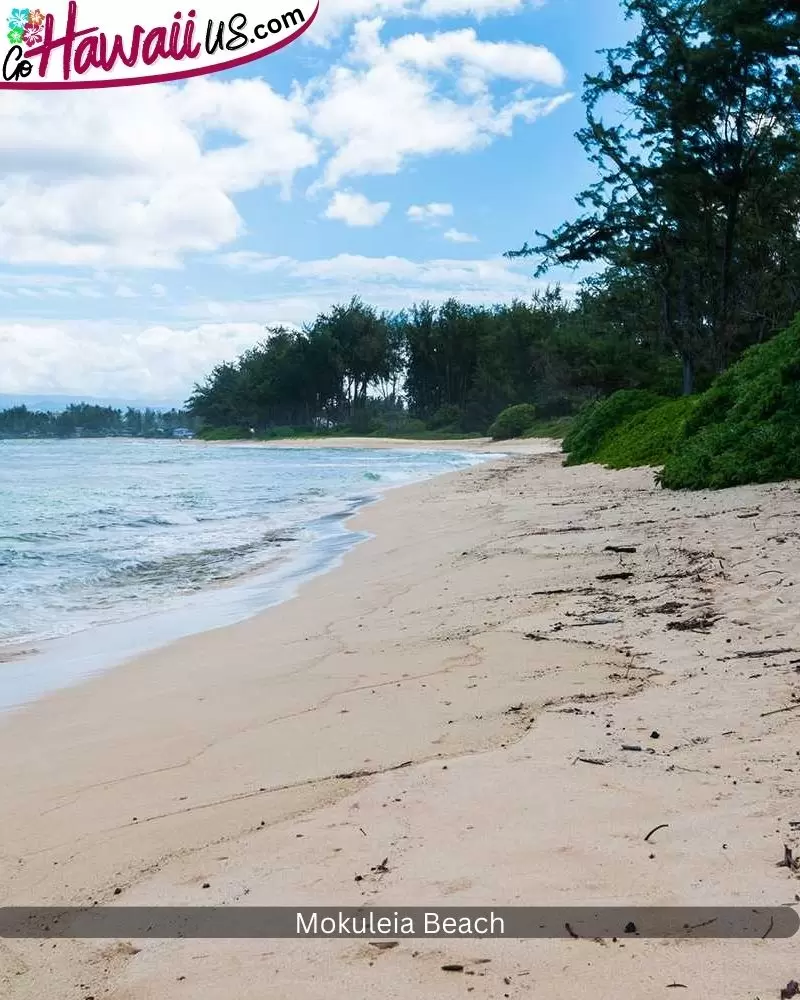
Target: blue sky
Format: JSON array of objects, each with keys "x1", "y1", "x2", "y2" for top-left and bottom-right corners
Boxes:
[{"x1": 0, "y1": 0, "x2": 633, "y2": 404}]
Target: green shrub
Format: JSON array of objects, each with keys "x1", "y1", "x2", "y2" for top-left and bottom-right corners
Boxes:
[
  {"x1": 522, "y1": 415, "x2": 576, "y2": 440},
  {"x1": 562, "y1": 389, "x2": 665, "y2": 466},
  {"x1": 197, "y1": 426, "x2": 249, "y2": 440},
  {"x1": 489, "y1": 403, "x2": 538, "y2": 440},
  {"x1": 428, "y1": 404, "x2": 465, "y2": 431},
  {"x1": 594, "y1": 396, "x2": 697, "y2": 469},
  {"x1": 660, "y1": 317, "x2": 800, "y2": 490}
]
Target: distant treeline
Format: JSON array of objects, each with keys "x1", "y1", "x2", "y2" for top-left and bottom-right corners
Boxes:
[
  {"x1": 0, "y1": 404, "x2": 197, "y2": 439},
  {"x1": 188, "y1": 290, "x2": 686, "y2": 438}
]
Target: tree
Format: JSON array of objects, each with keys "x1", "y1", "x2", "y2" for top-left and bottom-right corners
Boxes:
[{"x1": 509, "y1": 0, "x2": 800, "y2": 394}]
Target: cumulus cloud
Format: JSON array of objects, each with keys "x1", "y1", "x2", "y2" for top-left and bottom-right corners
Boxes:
[
  {"x1": 0, "y1": 321, "x2": 266, "y2": 400},
  {"x1": 323, "y1": 190, "x2": 391, "y2": 226},
  {"x1": 0, "y1": 80, "x2": 316, "y2": 269},
  {"x1": 307, "y1": 19, "x2": 570, "y2": 186},
  {"x1": 443, "y1": 227, "x2": 478, "y2": 243},
  {"x1": 407, "y1": 202, "x2": 453, "y2": 224}
]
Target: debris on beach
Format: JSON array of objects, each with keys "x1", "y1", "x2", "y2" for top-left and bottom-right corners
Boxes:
[
  {"x1": 666, "y1": 614, "x2": 720, "y2": 633},
  {"x1": 442, "y1": 964, "x2": 465, "y2": 973},
  {"x1": 777, "y1": 846, "x2": 800, "y2": 871},
  {"x1": 369, "y1": 941, "x2": 398, "y2": 950},
  {"x1": 780, "y1": 981, "x2": 799, "y2": 1000}
]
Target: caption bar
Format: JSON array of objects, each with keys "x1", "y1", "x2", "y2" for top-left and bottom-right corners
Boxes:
[{"x1": 0, "y1": 907, "x2": 796, "y2": 939}]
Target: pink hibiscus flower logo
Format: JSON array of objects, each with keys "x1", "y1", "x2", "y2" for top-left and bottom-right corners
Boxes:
[{"x1": 22, "y1": 19, "x2": 41, "y2": 44}]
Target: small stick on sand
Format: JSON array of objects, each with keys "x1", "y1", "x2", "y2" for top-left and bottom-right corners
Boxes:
[
  {"x1": 644, "y1": 823, "x2": 669, "y2": 843},
  {"x1": 761, "y1": 703, "x2": 800, "y2": 718}
]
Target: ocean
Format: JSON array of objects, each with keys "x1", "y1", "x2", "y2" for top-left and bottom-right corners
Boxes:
[{"x1": 0, "y1": 440, "x2": 489, "y2": 708}]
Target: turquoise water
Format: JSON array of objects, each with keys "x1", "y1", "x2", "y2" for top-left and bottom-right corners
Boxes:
[{"x1": 0, "y1": 440, "x2": 487, "y2": 651}]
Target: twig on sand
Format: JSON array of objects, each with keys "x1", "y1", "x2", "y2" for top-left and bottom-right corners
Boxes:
[
  {"x1": 567, "y1": 617, "x2": 623, "y2": 628},
  {"x1": 336, "y1": 761, "x2": 413, "y2": 780},
  {"x1": 761, "y1": 703, "x2": 800, "y2": 719},
  {"x1": 720, "y1": 648, "x2": 799, "y2": 662},
  {"x1": 666, "y1": 984, "x2": 688, "y2": 990},
  {"x1": 597, "y1": 572, "x2": 634, "y2": 582},
  {"x1": 574, "y1": 756, "x2": 610, "y2": 766},
  {"x1": 605, "y1": 545, "x2": 638, "y2": 554},
  {"x1": 644, "y1": 823, "x2": 669, "y2": 843}
]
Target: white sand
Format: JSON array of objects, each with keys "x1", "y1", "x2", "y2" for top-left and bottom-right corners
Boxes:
[{"x1": 0, "y1": 447, "x2": 798, "y2": 998}]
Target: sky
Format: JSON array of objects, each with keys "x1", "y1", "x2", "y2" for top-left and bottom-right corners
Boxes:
[{"x1": 0, "y1": 0, "x2": 634, "y2": 405}]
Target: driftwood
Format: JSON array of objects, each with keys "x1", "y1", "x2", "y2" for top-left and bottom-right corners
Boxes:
[{"x1": 604, "y1": 545, "x2": 638, "y2": 554}]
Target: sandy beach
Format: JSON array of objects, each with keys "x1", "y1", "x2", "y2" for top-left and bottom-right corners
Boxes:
[{"x1": 1, "y1": 442, "x2": 798, "y2": 999}]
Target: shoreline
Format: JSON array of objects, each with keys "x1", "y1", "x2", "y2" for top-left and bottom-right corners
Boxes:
[
  {"x1": 0, "y1": 442, "x2": 540, "y2": 713},
  {"x1": 1, "y1": 450, "x2": 798, "y2": 998},
  {"x1": 192, "y1": 435, "x2": 557, "y2": 452}
]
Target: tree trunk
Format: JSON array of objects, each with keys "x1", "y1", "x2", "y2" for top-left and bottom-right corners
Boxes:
[{"x1": 682, "y1": 353, "x2": 694, "y2": 397}]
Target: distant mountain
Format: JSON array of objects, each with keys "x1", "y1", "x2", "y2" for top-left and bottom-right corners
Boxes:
[{"x1": 0, "y1": 393, "x2": 186, "y2": 413}]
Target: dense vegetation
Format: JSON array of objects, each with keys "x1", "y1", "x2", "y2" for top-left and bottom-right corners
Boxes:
[
  {"x1": 595, "y1": 397, "x2": 697, "y2": 470},
  {"x1": 489, "y1": 404, "x2": 538, "y2": 441},
  {"x1": 561, "y1": 318, "x2": 800, "y2": 489},
  {"x1": 0, "y1": 404, "x2": 196, "y2": 439},
  {"x1": 660, "y1": 319, "x2": 800, "y2": 489}
]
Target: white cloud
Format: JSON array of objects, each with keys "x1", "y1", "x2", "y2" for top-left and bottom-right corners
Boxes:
[
  {"x1": 444, "y1": 227, "x2": 478, "y2": 243},
  {"x1": 0, "y1": 80, "x2": 316, "y2": 269},
  {"x1": 220, "y1": 249, "x2": 544, "y2": 303},
  {"x1": 323, "y1": 190, "x2": 391, "y2": 226},
  {"x1": 388, "y1": 27, "x2": 565, "y2": 86},
  {"x1": 114, "y1": 285, "x2": 138, "y2": 298},
  {"x1": 307, "y1": 19, "x2": 570, "y2": 186},
  {"x1": 407, "y1": 202, "x2": 453, "y2": 224},
  {"x1": 0, "y1": 321, "x2": 265, "y2": 400}
]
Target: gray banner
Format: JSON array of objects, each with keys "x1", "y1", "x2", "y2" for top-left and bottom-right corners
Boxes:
[{"x1": 0, "y1": 907, "x2": 795, "y2": 939}]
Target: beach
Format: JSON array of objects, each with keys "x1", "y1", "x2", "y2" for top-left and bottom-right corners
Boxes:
[{"x1": 0, "y1": 442, "x2": 798, "y2": 999}]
